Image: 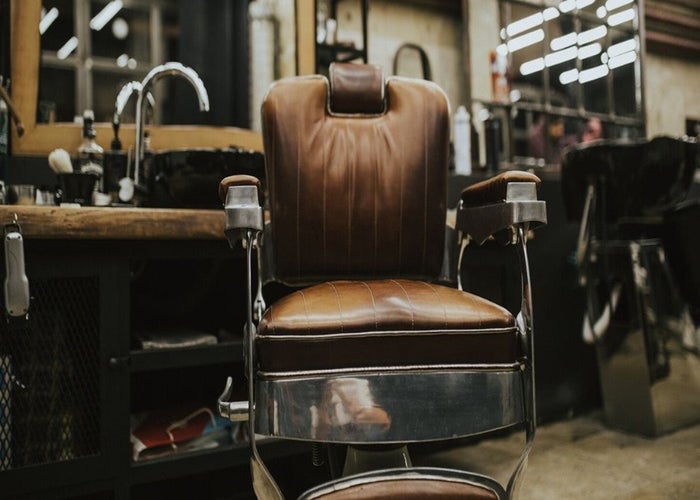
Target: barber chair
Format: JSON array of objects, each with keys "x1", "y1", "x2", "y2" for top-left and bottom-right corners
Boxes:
[
  {"x1": 217, "y1": 63, "x2": 546, "y2": 499},
  {"x1": 562, "y1": 136, "x2": 700, "y2": 436}
]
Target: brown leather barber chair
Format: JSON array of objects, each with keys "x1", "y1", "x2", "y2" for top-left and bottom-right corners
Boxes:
[{"x1": 218, "y1": 63, "x2": 546, "y2": 499}]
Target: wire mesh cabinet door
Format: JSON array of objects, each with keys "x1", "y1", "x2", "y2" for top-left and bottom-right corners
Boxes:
[{"x1": 0, "y1": 254, "x2": 129, "y2": 497}]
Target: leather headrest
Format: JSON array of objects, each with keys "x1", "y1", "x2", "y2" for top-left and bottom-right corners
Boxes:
[{"x1": 329, "y1": 63, "x2": 385, "y2": 115}]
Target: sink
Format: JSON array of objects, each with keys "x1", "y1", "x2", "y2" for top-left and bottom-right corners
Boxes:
[{"x1": 143, "y1": 147, "x2": 265, "y2": 209}]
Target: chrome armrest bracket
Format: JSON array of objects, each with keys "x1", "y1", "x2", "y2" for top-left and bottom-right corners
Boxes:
[
  {"x1": 456, "y1": 182, "x2": 547, "y2": 245},
  {"x1": 224, "y1": 185, "x2": 264, "y2": 247}
]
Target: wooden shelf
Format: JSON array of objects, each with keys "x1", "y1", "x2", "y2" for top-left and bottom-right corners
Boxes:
[
  {"x1": 129, "y1": 440, "x2": 309, "y2": 485},
  {"x1": 130, "y1": 341, "x2": 244, "y2": 372}
]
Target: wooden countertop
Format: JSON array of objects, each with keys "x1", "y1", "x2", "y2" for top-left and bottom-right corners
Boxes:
[{"x1": 0, "y1": 205, "x2": 226, "y2": 240}]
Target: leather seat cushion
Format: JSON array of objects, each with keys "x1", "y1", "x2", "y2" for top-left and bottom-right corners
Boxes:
[
  {"x1": 306, "y1": 477, "x2": 499, "y2": 499},
  {"x1": 257, "y1": 279, "x2": 518, "y2": 372}
]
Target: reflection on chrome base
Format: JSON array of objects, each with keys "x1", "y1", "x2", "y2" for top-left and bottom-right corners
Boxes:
[{"x1": 254, "y1": 367, "x2": 525, "y2": 444}]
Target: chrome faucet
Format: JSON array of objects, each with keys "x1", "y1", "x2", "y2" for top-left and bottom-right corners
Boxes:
[
  {"x1": 133, "y1": 62, "x2": 210, "y2": 186},
  {"x1": 112, "y1": 81, "x2": 154, "y2": 151},
  {"x1": 114, "y1": 81, "x2": 155, "y2": 127}
]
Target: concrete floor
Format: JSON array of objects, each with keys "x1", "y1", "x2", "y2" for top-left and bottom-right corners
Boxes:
[{"x1": 415, "y1": 413, "x2": 700, "y2": 499}]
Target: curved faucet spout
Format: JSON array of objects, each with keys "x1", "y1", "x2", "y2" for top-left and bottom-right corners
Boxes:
[
  {"x1": 140, "y1": 62, "x2": 210, "y2": 111},
  {"x1": 134, "y1": 62, "x2": 210, "y2": 187},
  {"x1": 114, "y1": 81, "x2": 155, "y2": 125}
]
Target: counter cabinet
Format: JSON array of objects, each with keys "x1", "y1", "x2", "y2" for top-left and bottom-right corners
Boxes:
[{"x1": 0, "y1": 214, "x2": 310, "y2": 500}]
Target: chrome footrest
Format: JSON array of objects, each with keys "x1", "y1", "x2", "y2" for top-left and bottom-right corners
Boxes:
[{"x1": 217, "y1": 376, "x2": 250, "y2": 422}]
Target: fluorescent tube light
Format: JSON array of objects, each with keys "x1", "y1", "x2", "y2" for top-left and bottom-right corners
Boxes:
[
  {"x1": 520, "y1": 57, "x2": 545, "y2": 76},
  {"x1": 545, "y1": 46, "x2": 578, "y2": 67},
  {"x1": 90, "y1": 0, "x2": 123, "y2": 31},
  {"x1": 596, "y1": 7, "x2": 607, "y2": 18},
  {"x1": 551, "y1": 32, "x2": 578, "y2": 51},
  {"x1": 607, "y1": 38, "x2": 637, "y2": 58},
  {"x1": 578, "y1": 25, "x2": 607, "y2": 45},
  {"x1": 578, "y1": 43, "x2": 602, "y2": 59},
  {"x1": 608, "y1": 50, "x2": 637, "y2": 69},
  {"x1": 579, "y1": 64, "x2": 609, "y2": 83},
  {"x1": 496, "y1": 44, "x2": 509, "y2": 56},
  {"x1": 57, "y1": 36, "x2": 78, "y2": 60},
  {"x1": 507, "y1": 29, "x2": 545, "y2": 52},
  {"x1": 40, "y1": 7, "x2": 59, "y2": 35},
  {"x1": 560, "y1": 68, "x2": 579, "y2": 84},
  {"x1": 559, "y1": 0, "x2": 576, "y2": 13},
  {"x1": 576, "y1": 0, "x2": 595, "y2": 9},
  {"x1": 608, "y1": 8, "x2": 635, "y2": 26},
  {"x1": 507, "y1": 12, "x2": 543, "y2": 37},
  {"x1": 605, "y1": 0, "x2": 633, "y2": 11},
  {"x1": 543, "y1": 7, "x2": 560, "y2": 21}
]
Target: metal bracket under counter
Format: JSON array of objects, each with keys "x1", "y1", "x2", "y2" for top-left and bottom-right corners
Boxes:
[{"x1": 0, "y1": 205, "x2": 226, "y2": 240}]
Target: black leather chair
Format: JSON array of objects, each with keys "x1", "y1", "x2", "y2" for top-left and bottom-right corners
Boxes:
[
  {"x1": 218, "y1": 63, "x2": 546, "y2": 498},
  {"x1": 562, "y1": 136, "x2": 700, "y2": 436}
]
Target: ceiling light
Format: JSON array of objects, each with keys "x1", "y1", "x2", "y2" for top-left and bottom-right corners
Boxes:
[
  {"x1": 559, "y1": 0, "x2": 576, "y2": 13},
  {"x1": 39, "y1": 7, "x2": 59, "y2": 35},
  {"x1": 596, "y1": 7, "x2": 607, "y2": 18},
  {"x1": 543, "y1": 7, "x2": 560, "y2": 21},
  {"x1": 579, "y1": 64, "x2": 609, "y2": 83},
  {"x1": 520, "y1": 58, "x2": 546, "y2": 76},
  {"x1": 507, "y1": 29, "x2": 545, "y2": 52},
  {"x1": 576, "y1": 0, "x2": 595, "y2": 9},
  {"x1": 578, "y1": 25, "x2": 607, "y2": 45},
  {"x1": 608, "y1": 8, "x2": 635, "y2": 26},
  {"x1": 605, "y1": 0, "x2": 633, "y2": 11},
  {"x1": 545, "y1": 46, "x2": 578, "y2": 67},
  {"x1": 607, "y1": 38, "x2": 637, "y2": 57},
  {"x1": 578, "y1": 43, "x2": 602, "y2": 59},
  {"x1": 608, "y1": 51, "x2": 637, "y2": 69},
  {"x1": 507, "y1": 12, "x2": 543, "y2": 37},
  {"x1": 496, "y1": 44, "x2": 509, "y2": 56},
  {"x1": 112, "y1": 17, "x2": 129, "y2": 39},
  {"x1": 560, "y1": 68, "x2": 579, "y2": 84},
  {"x1": 90, "y1": 0, "x2": 123, "y2": 31},
  {"x1": 57, "y1": 36, "x2": 79, "y2": 60},
  {"x1": 551, "y1": 32, "x2": 578, "y2": 51}
]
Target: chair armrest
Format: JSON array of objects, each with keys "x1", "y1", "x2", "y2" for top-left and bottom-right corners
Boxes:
[
  {"x1": 219, "y1": 174, "x2": 265, "y2": 205},
  {"x1": 456, "y1": 171, "x2": 547, "y2": 245},
  {"x1": 219, "y1": 175, "x2": 264, "y2": 246}
]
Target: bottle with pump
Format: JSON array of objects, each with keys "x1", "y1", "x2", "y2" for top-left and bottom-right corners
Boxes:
[
  {"x1": 77, "y1": 109, "x2": 104, "y2": 177},
  {"x1": 453, "y1": 105, "x2": 472, "y2": 175}
]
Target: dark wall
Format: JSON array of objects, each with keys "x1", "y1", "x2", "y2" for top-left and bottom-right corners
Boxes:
[{"x1": 165, "y1": 0, "x2": 249, "y2": 128}]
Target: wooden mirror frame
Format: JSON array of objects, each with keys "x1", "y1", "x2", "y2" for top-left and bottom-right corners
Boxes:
[{"x1": 10, "y1": 0, "x2": 265, "y2": 156}]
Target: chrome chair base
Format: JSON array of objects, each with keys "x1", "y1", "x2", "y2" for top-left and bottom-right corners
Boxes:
[
  {"x1": 590, "y1": 239, "x2": 700, "y2": 435},
  {"x1": 254, "y1": 367, "x2": 526, "y2": 444}
]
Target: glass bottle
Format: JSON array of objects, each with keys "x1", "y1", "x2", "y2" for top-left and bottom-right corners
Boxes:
[{"x1": 77, "y1": 109, "x2": 104, "y2": 191}]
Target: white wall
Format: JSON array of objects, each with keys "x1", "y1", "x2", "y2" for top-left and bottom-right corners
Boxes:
[
  {"x1": 334, "y1": 0, "x2": 467, "y2": 114},
  {"x1": 644, "y1": 53, "x2": 700, "y2": 137}
]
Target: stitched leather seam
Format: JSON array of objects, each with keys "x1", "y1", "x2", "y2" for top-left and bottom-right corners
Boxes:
[
  {"x1": 391, "y1": 279, "x2": 414, "y2": 329},
  {"x1": 328, "y1": 281, "x2": 344, "y2": 333}
]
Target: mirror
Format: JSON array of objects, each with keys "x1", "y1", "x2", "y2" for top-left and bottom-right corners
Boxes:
[
  {"x1": 10, "y1": 0, "x2": 308, "y2": 155},
  {"x1": 491, "y1": 0, "x2": 645, "y2": 165}
]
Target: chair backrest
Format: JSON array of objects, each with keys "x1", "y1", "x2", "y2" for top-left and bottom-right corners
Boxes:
[{"x1": 261, "y1": 63, "x2": 450, "y2": 285}]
